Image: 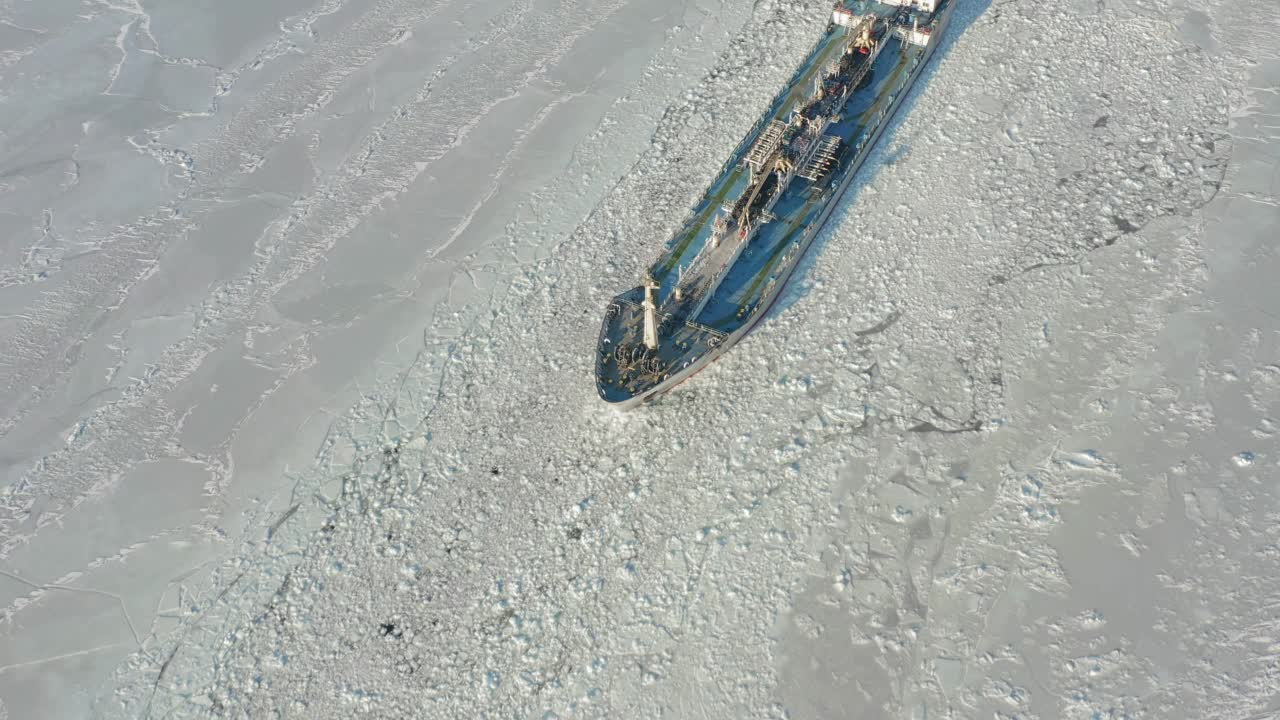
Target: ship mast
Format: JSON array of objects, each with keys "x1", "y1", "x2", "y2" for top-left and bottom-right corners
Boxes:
[{"x1": 642, "y1": 274, "x2": 660, "y2": 350}]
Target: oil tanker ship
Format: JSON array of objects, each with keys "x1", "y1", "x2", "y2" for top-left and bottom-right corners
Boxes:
[{"x1": 596, "y1": 0, "x2": 955, "y2": 407}]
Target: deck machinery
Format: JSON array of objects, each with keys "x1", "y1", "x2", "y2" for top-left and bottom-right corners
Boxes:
[{"x1": 596, "y1": 0, "x2": 955, "y2": 407}]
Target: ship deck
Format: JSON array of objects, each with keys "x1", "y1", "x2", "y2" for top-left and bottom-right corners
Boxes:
[
  {"x1": 597, "y1": 0, "x2": 948, "y2": 404},
  {"x1": 650, "y1": 2, "x2": 903, "y2": 287},
  {"x1": 652, "y1": 5, "x2": 924, "y2": 338},
  {"x1": 697, "y1": 31, "x2": 920, "y2": 331}
]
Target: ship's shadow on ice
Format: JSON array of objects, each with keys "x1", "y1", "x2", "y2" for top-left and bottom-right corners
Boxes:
[{"x1": 762, "y1": 0, "x2": 992, "y2": 326}]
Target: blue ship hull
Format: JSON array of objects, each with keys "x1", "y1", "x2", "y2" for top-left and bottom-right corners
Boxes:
[{"x1": 597, "y1": 0, "x2": 956, "y2": 408}]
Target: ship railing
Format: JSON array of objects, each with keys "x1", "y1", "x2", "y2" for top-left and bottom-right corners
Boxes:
[
  {"x1": 744, "y1": 120, "x2": 789, "y2": 173},
  {"x1": 798, "y1": 135, "x2": 842, "y2": 181},
  {"x1": 845, "y1": 55, "x2": 873, "y2": 91},
  {"x1": 684, "y1": 319, "x2": 728, "y2": 342},
  {"x1": 612, "y1": 297, "x2": 727, "y2": 342},
  {"x1": 670, "y1": 222, "x2": 732, "y2": 303}
]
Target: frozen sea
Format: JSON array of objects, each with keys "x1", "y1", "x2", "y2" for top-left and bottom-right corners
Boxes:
[{"x1": 0, "y1": 0, "x2": 1277, "y2": 717}]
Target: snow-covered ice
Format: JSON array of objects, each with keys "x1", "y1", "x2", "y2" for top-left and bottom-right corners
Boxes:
[{"x1": 0, "y1": 0, "x2": 1277, "y2": 717}]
